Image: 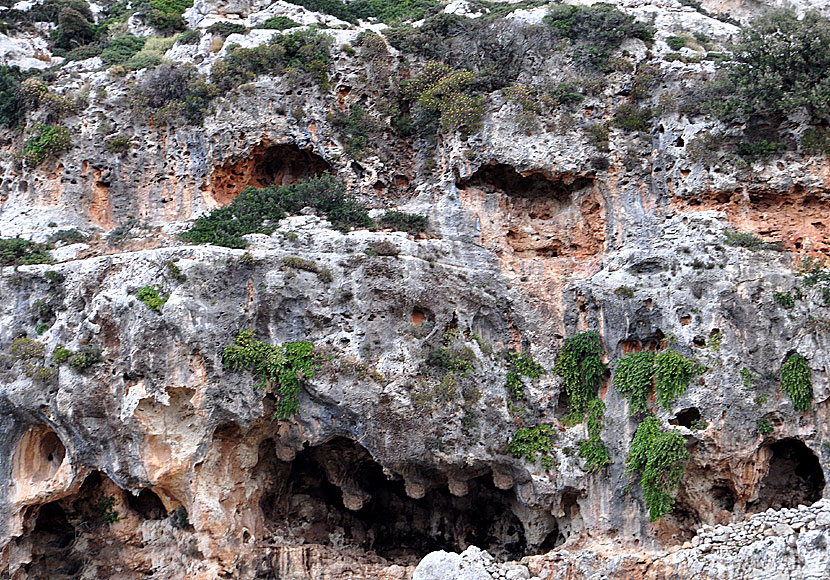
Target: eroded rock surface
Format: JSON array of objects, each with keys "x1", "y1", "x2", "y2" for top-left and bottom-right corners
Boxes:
[{"x1": 2, "y1": 0, "x2": 830, "y2": 579}]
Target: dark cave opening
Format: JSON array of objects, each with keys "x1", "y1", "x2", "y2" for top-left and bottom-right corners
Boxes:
[
  {"x1": 209, "y1": 143, "x2": 331, "y2": 205},
  {"x1": 126, "y1": 488, "x2": 167, "y2": 520},
  {"x1": 25, "y1": 502, "x2": 83, "y2": 578},
  {"x1": 752, "y1": 438, "x2": 825, "y2": 512},
  {"x1": 671, "y1": 407, "x2": 701, "y2": 429},
  {"x1": 258, "y1": 437, "x2": 530, "y2": 565}
]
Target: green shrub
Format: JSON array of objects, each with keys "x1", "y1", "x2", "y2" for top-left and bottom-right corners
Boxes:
[
  {"x1": 578, "y1": 398, "x2": 611, "y2": 472},
  {"x1": 757, "y1": 418, "x2": 773, "y2": 435},
  {"x1": 0, "y1": 238, "x2": 53, "y2": 266},
  {"x1": 207, "y1": 21, "x2": 248, "y2": 38},
  {"x1": 10, "y1": 336, "x2": 53, "y2": 380},
  {"x1": 402, "y1": 61, "x2": 484, "y2": 134},
  {"x1": 666, "y1": 35, "x2": 686, "y2": 50},
  {"x1": 331, "y1": 104, "x2": 376, "y2": 158},
  {"x1": 773, "y1": 291, "x2": 796, "y2": 309},
  {"x1": 105, "y1": 134, "x2": 132, "y2": 153},
  {"x1": 135, "y1": 64, "x2": 216, "y2": 125},
  {"x1": 545, "y1": 3, "x2": 654, "y2": 71},
  {"x1": 377, "y1": 211, "x2": 429, "y2": 235},
  {"x1": 554, "y1": 331, "x2": 607, "y2": 420},
  {"x1": 211, "y1": 28, "x2": 333, "y2": 93},
  {"x1": 70, "y1": 345, "x2": 102, "y2": 371},
  {"x1": 509, "y1": 424, "x2": 555, "y2": 470},
  {"x1": 107, "y1": 218, "x2": 147, "y2": 246},
  {"x1": 614, "y1": 351, "x2": 655, "y2": 415},
  {"x1": 222, "y1": 329, "x2": 317, "y2": 419},
  {"x1": 0, "y1": 65, "x2": 23, "y2": 127},
  {"x1": 52, "y1": 5, "x2": 98, "y2": 52},
  {"x1": 53, "y1": 346, "x2": 73, "y2": 364},
  {"x1": 260, "y1": 16, "x2": 300, "y2": 30},
  {"x1": 611, "y1": 103, "x2": 654, "y2": 132},
  {"x1": 723, "y1": 230, "x2": 765, "y2": 250},
  {"x1": 425, "y1": 345, "x2": 476, "y2": 373},
  {"x1": 24, "y1": 125, "x2": 72, "y2": 166},
  {"x1": 626, "y1": 415, "x2": 689, "y2": 521},
  {"x1": 780, "y1": 353, "x2": 812, "y2": 411},
  {"x1": 137, "y1": 286, "x2": 168, "y2": 311},
  {"x1": 95, "y1": 495, "x2": 123, "y2": 523},
  {"x1": 802, "y1": 127, "x2": 830, "y2": 155},
  {"x1": 180, "y1": 174, "x2": 372, "y2": 248},
  {"x1": 140, "y1": 0, "x2": 193, "y2": 32},
  {"x1": 177, "y1": 28, "x2": 202, "y2": 44},
  {"x1": 653, "y1": 350, "x2": 697, "y2": 409},
  {"x1": 44, "y1": 229, "x2": 85, "y2": 247},
  {"x1": 100, "y1": 35, "x2": 146, "y2": 65},
  {"x1": 585, "y1": 123, "x2": 610, "y2": 151},
  {"x1": 288, "y1": 0, "x2": 436, "y2": 24},
  {"x1": 736, "y1": 139, "x2": 784, "y2": 160},
  {"x1": 702, "y1": 8, "x2": 830, "y2": 123}
]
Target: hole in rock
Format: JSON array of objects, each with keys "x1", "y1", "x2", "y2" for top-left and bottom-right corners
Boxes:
[
  {"x1": 258, "y1": 437, "x2": 531, "y2": 565},
  {"x1": 671, "y1": 407, "x2": 701, "y2": 429},
  {"x1": 25, "y1": 502, "x2": 82, "y2": 579},
  {"x1": 13, "y1": 426, "x2": 67, "y2": 484},
  {"x1": 126, "y1": 488, "x2": 167, "y2": 520},
  {"x1": 18, "y1": 471, "x2": 176, "y2": 579},
  {"x1": 752, "y1": 438, "x2": 825, "y2": 512},
  {"x1": 209, "y1": 143, "x2": 331, "y2": 205},
  {"x1": 457, "y1": 164, "x2": 604, "y2": 259},
  {"x1": 411, "y1": 307, "x2": 427, "y2": 326}
]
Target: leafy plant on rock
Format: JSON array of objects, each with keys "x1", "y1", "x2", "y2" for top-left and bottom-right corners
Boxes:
[
  {"x1": 653, "y1": 349, "x2": 697, "y2": 409},
  {"x1": 0, "y1": 238, "x2": 53, "y2": 266},
  {"x1": 503, "y1": 350, "x2": 545, "y2": 401},
  {"x1": 554, "y1": 331, "x2": 607, "y2": 420},
  {"x1": 137, "y1": 286, "x2": 168, "y2": 311},
  {"x1": 780, "y1": 353, "x2": 812, "y2": 412},
  {"x1": 578, "y1": 398, "x2": 611, "y2": 472},
  {"x1": 222, "y1": 329, "x2": 317, "y2": 419},
  {"x1": 24, "y1": 124, "x2": 71, "y2": 166},
  {"x1": 625, "y1": 415, "x2": 689, "y2": 521},
  {"x1": 509, "y1": 424, "x2": 555, "y2": 470},
  {"x1": 613, "y1": 351, "x2": 655, "y2": 415}
]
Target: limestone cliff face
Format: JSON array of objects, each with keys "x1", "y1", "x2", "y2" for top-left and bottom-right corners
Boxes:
[{"x1": 1, "y1": 0, "x2": 830, "y2": 579}]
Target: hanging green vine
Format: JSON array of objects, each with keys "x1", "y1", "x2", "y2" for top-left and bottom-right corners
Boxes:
[
  {"x1": 653, "y1": 349, "x2": 697, "y2": 409},
  {"x1": 554, "y1": 331, "x2": 607, "y2": 420},
  {"x1": 613, "y1": 351, "x2": 655, "y2": 414},
  {"x1": 780, "y1": 353, "x2": 812, "y2": 412},
  {"x1": 509, "y1": 424, "x2": 555, "y2": 470},
  {"x1": 577, "y1": 398, "x2": 611, "y2": 472},
  {"x1": 625, "y1": 415, "x2": 689, "y2": 521},
  {"x1": 222, "y1": 329, "x2": 317, "y2": 419}
]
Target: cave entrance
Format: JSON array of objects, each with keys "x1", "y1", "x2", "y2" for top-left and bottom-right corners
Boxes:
[
  {"x1": 259, "y1": 437, "x2": 528, "y2": 565},
  {"x1": 209, "y1": 143, "x2": 331, "y2": 205},
  {"x1": 457, "y1": 163, "x2": 604, "y2": 259},
  {"x1": 18, "y1": 471, "x2": 171, "y2": 578},
  {"x1": 752, "y1": 438, "x2": 825, "y2": 512}
]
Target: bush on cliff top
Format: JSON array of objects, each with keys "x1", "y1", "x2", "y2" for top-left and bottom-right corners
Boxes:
[{"x1": 699, "y1": 8, "x2": 830, "y2": 123}]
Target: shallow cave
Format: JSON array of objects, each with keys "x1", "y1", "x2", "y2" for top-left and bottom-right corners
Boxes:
[
  {"x1": 209, "y1": 143, "x2": 331, "y2": 205},
  {"x1": 457, "y1": 163, "x2": 603, "y2": 259},
  {"x1": 258, "y1": 437, "x2": 536, "y2": 565},
  {"x1": 751, "y1": 438, "x2": 825, "y2": 512},
  {"x1": 671, "y1": 407, "x2": 701, "y2": 429},
  {"x1": 19, "y1": 471, "x2": 170, "y2": 579}
]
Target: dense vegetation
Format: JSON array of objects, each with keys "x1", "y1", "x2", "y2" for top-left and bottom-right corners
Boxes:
[
  {"x1": 180, "y1": 174, "x2": 371, "y2": 248},
  {"x1": 554, "y1": 331, "x2": 607, "y2": 420},
  {"x1": 780, "y1": 353, "x2": 812, "y2": 412},
  {"x1": 0, "y1": 238, "x2": 53, "y2": 266},
  {"x1": 626, "y1": 415, "x2": 689, "y2": 521},
  {"x1": 181, "y1": 174, "x2": 426, "y2": 248},
  {"x1": 702, "y1": 9, "x2": 830, "y2": 123},
  {"x1": 222, "y1": 329, "x2": 317, "y2": 419}
]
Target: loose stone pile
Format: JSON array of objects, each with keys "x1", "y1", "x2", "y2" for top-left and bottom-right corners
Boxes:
[
  {"x1": 414, "y1": 546, "x2": 538, "y2": 580},
  {"x1": 690, "y1": 499, "x2": 830, "y2": 553}
]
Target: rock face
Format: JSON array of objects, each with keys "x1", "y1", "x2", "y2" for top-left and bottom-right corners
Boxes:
[{"x1": 2, "y1": 0, "x2": 830, "y2": 579}]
